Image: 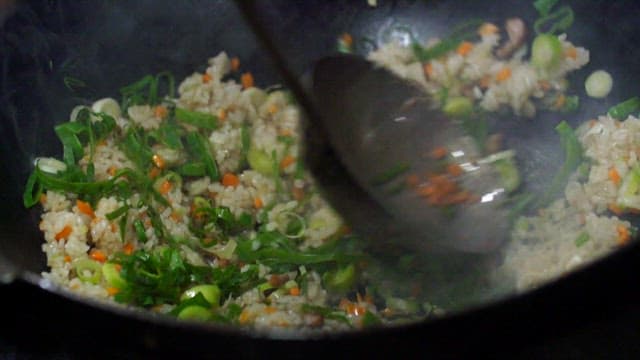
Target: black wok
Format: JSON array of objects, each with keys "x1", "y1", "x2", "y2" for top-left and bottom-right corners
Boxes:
[{"x1": 2, "y1": 0, "x2": 640, "y2": 357}]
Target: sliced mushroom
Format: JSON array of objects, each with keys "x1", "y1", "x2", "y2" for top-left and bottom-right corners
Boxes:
[{"x1": 496, "y1": 18, "x2": 527, "y2": 59}]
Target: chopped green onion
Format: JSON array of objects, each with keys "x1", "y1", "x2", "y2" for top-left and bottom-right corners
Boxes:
[
  {"x1": 533, "y1": 0, "x2": 560, "y2": 16},
  {"x1": 177, "y1": 162, "x2": 206, "y2": 177},
  {"x1": 185, "y1": 132, "x2": 220, "y2": 181},
  {"x1": 73, "y1": 258, "x2": 102, "y2": 284},
  {"x1": 322, "y1": 264, "x2": 356, "y2": 293},
  {"x1": 617, "y1": 165, "x2": 640, "y2": 210},
  {"x1": 361, "y1": 311, "x2": 382, "y2": 327},
  {"x1": 559, "y1": 95, "x2": 580, "y2": 113},
  {"x1": 175, "y1": 108, "x2": 218, "y2": 130},
  {"x1": 534, "y1": 5, "x2": 574, "y2": 35},
  {"x1": 102, "y1": 262, "x2": 127, "y2": 289},
  {"x1": 531, "y1": 34, "x2": 562, "y2": 69},
  {"x1": 608, "y1": 97, "x2": 640, "y2": 120},
  {"x1": 494, "y1": 158, "x2": 521, "y2": 192},
  {"x1": 537, "y1": 121, "x2": 582, "y2": 207},
  {"x1": 181, "y1": 284, "x2": 221, "y2": 308},
  {"x1": 575, "y1": 232, "x2": 589, "y2": 247},
  {"x1": 371, "y1": 162, "x2": 411, "y2": 186},
  {"x1": 133, "y1": 219, "x2": 148, "y2": 243},
  {"x1": 177, "y1": 305, "x2": 212, "y2": 321},
  {"x1": 411, "y1": 19, "x2": 483, "y2": 62},
  {"x1": 247, "y1": 148, "x2": 276, "y2": 176},
  {"x1": 585, "y1": 70, "x2": 613, "y2": 99},
  {"x1": 443, "y1": 96, "x2": 473, "y2": 118},
  {"x1": 106, "y1": 204, "x2": 130, "y2": 221}
]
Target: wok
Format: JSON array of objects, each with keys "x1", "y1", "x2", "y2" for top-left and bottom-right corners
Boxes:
[{"x1": 1, "y1": 0, "x2": 640, "y2": 357}]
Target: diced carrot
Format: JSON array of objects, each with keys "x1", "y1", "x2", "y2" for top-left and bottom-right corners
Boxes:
[
  {"x1": 456, "y1": 41, "x2": 474, "y2": 56},
  {"x1": 202, "y1": 73, "x2": 212, "y2": 83},
  {"x1": 264, "y1": 306, "x2": 278, "y2": 314},
  {"x1": 221, "y1": 173, "x2": 240, "y2": 187},
  {"x1": 218, "y1": 108, "x2": 227, "y2": 121},
  {"x1": 289, "y1": 287, "x2": 301, "y2": 296},
  {"x1": 589, "y1": 119, "x2": 597, "y2": 128},
  {"x1": 39, "y1": 194, "x2": 47, "y2": 205},
  {"x1": 90, "y1": 249, "x2": 107, "y2": 263},
  {"x1": 253, "y1": 197, "x2": 264, "y2": 209},
  {"x1": 554, "y1": 94, "x2": 566, "y2": 109},
  {"x1": 446, "y1": 163, "x2": 464, "y2": 177},
  {"x1": 424, "y1": 62, "x2": 434, "y2": 78},
  {"x1": 159, "y1": 180, "x2": 172, "y2": 194},
  {"x1": 617, "y1": 225, "x2": 630, "y2": 245},
  {"x1": 609, "y1": 203, "x2": 625, "y2": 215},
  {"x1": 609, "y1": 167, "x2": 622, "y2": 186},
  {"x1": 107, "y1": 166, "x2": 118, "y2": 177},
  {"x1": 154, "y1": 105, "x2": 168, "y2": 119},
  {"x1": 148, "y1": 167, "x2": 161, "y2": 179},
  {"x1": 538, "y1": 80, "x2": 551, "y2": 91},
  {"x1": 110, "y1": 223, "x2": 117, "y2": 232},
  {"x1": 170, "y1": 211, "x2": 182, "y2": 222},
  {"x1": 478, "y1": 22, "x2": 499, "y2": 36},
  {"x1": 239, "y1": 309, "x2": 251, "y2": 324},
  {"x1": 268, "y1": 104, "x2": 279, "y2": 115},
  {"x1": 340, "y1": 33, "x2": 353, "y2": 47},
  {"x1": 479, "y1": 75, "x2": 491, "y2": 89},
  {"x1": 230, "y1": 57, "x2": 240, "y2": 72},
  {"x1": 292, "y1": 186, "x2": 304, "y2": 201},
  {"x1": 55, "y1": 225, "x2": 72, "y2": 241},
  {"x1": 123, "y1": 243, "x2": 134, "y2": 255},
  {"x1": 280, "y1": 155, "x2": 295, "y2": 170},
  {"x1": 565, "y1": 46, "x2": 578, "y2": 60},
  {"x1": 279, "y1": 129, "x2": 293, "y2": 137},
  {"x1": 106, "y1": 287, "x2": 120, "y2": 296},
  {"x1": 429, "y1": 146, "x2": 448, "y2": 159},
  {"x1": 64, "y1": 255, "x2": 72, "y2": 263},
  {"x1": 76, "y1": 200, "x2": 95, "y2": 218},
  {"x1": 152, "y1": 154, "x2": 166, "y2": 169},
  {"x1": 406, "y1": 174, "x2": 420, "y2": 188},
  {"x1": 241, "y1": 72, "x2": 254, "y2": 89},
  {"x1": 496, "y1": 67, "x2": 512, "y2": 82}
]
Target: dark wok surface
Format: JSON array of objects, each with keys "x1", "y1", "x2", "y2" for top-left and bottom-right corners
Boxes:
[{"x1": 2, "y1": 0, "x2": 640, "y2": 356}]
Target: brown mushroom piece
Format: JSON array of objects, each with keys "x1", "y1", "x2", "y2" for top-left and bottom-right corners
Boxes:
[{"x1": 496, "y1": 17, "x2": 527, "y2": 59}]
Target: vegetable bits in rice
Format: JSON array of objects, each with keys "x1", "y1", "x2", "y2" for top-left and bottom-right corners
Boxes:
[{"x1": 26, "y1": 52, "x2": 429, "y2": 331}]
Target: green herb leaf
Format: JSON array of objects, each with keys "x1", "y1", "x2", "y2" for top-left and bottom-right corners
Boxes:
[{"x1": 175, "y1": 108, "x2": 218, "y2": 130}]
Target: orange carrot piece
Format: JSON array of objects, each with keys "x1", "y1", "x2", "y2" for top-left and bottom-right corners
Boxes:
[
  {"x1": 149, "y1": 167, "x2": 161, "y2": 179},
  {"x1": 496, "y1": 67, "x2": 512, "y2": 82},
  {"x1": 292, "y1": 186, "x2": 305, "y2": 201},
  {"x1": 446, "y1": 163, "x2": 464, "y2": 177},
  {"x1": 609, "y1": 167, "x2": 621, "y2": 186},
  {"x1": 123, "y1": 243, "x2": 134, "y2": 255},
  {"x1": 230, "y1": 57, "x2": 240, "y2": 71},
  {"x1": 406, "y1": 174, "x2": 420, "y2": 188},
  {"x1": 159, "y1": 180, "x2": 172, "y2": 194},
  {"x1": 218, "y1": 108, "x2": 227, "y2": 121},
  {"x1": 241, "y1": 72, "x2": 254, "y2": 89},
  {"x1": 77, "y1": 200, "x2": 95, "y2": 218},
  {"x1": 64, "y1": 255, "x2": 72, "y2": 263},
  {"x1": 55, "y1": 225, "x2": 72, "y2": 241},
  {"x1": 456, "y1": 41, "x2": 474, "y2": 56},
  {"x1": 108, "y1": 166, "x2": 118, "y2": 176},
  {"x1": 154, "y1": 105, "x2": 168, "y2": 119},
  {"x1": 106, "y1": 287, "x2": 120, "y2": 296},
  {"x1": 221, "y1": 173, "x2": 240, "y2": 187},
  {"x1": 152, "y1": 154, "x2": 166, "y2": 169},
  {"x1": 280, "y1": 155, "x2": 295, "y2": 170},
  {"x1": 268, "y1": 104, "x2": 279, "y2": 115},
  {"x1": 253, "y1": 197, "x2": 264, "y2": 209},
  {"x1": 289, "y1": 287, "x2": 301, "y2": 296},
  {"x1": 609, "y1": 203, "x2": 625, "y2": 215},
  {"x1": 479, "y1": 75, "x2": 491, "y2": 89},
  {"x1": 90, "y1": 249, "x2": 107, "y2": 263},
  {"x1": 565, "y1": 46, "x2": 577, "y2": 60},
  {"x1": 39, "y1": 194, "x2": 47, "y2": 205},
  {"x1": 202, "y1": 73, "x2": 212, "y2": 83},
  {"x1": 617, "y1": 225, "x2": 631, "y2": 245},
  {"x1": 429, "y1": 146, "x2": 448, "y2": 159},
  {"x1": 340, "y1": 33, "x2": 353, "y2": 47},
  {"x1": 424, "y1": 63, "x2": 434, "y2": 78},
  {"x1": 478, "y1": 22, "x2": 499, "y2": 36}
]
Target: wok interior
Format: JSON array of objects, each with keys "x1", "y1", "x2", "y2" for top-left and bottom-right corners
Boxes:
[{"x1": 1, "y1": 0, "x2": 640, "y2": 327}]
